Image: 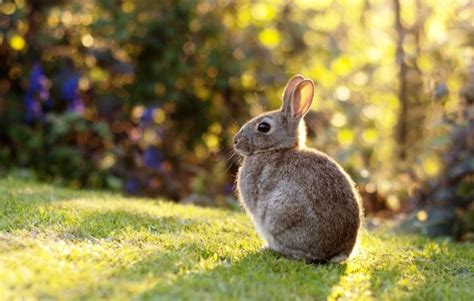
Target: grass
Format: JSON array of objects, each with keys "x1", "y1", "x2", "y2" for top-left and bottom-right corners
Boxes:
[{"x1": 0, "y1": 177, "x2": 473, "y2": 301}]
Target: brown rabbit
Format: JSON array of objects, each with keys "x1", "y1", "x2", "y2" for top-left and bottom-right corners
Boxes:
[{"x1": 233, "y1": 75, "x2": 362, "y2": 263}]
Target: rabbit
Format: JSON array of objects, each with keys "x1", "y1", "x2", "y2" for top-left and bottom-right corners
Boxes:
[{"x1": 233, "y1": 75, "x2": 362, "y2": 263}]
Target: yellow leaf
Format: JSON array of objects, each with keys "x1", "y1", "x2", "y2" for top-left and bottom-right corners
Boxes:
[
  {"x1": 362, "y1": 128, "x2": 378, "y2": 144},
  {"x1": 335, "y1": 86, "x2": 351, "y2": 101},
  {"x1": 251, "y1": 3, "x2": 276, "y2": 22},
  {"x1": 237, "y1": 7, "x2": 251, "y2": 28},
  {"x1": 387, "y1": 195, "x2": 400, "y2": 211},
  {"x1": 99, "y1": 154, "x2": 116, "y2": 170},
  {"x1": 0, "y1": 3, "x2": 16, "y2": 15},
  {"x1": 8, "y1": 34, "x2": 26, "y2": 51},
  {"x1": 195, "y1": 86, "x2": 210, "y2": 101},
  {"x1": 422, "y1": 155, "x2": 442, "y2": 177},
  {"x1": 81, "y1": 34, "x2": 94, "y2": 48},
  {"x1": 296, "y1": 0, "x2": 332, "y2": 10},
  {"x1": 330, "y1": 112, "x2": 347, "y2": 128},
  {"x1": 309, "y1": 9, "x2": 340, "y2": 31},
  {"x1": 209, "y1": 123, "x2": 222, "y2": 135},
  {"x1": 337, "y1": 128, "x2": 354, "y2": 145},
  {"x1": 417, "y1": 55, "x2": 433, "y2": 73},
  {"x1": 259, "y1": 28, "x2": 280, "y2": 49},
  {"x1": 153, "y1": 109, "x2": 166, "y2": 124},
  {"x1": 121, "y1": 1, "x2": 135, "y2": 13},
  {"x1": 416, "y1": 210, "x2": 428, "y2": 222},
  {"x1": 143, "y1": 128, "x2": 157, "y2": 144},
  {"x1": 90, "y1": 67, "x2": 109, "y2": 82},
  {"x1": 303, "y1": 31, "x2": 317, "y2": 46},
  {"x1": 426, "y1": 19, "x2": 446, "y2": 43},
  {"x1": 202, "y1": 133, "x2": 219, "y2": 152},
  {"x1": 131, "y1": 106, "x2": 145, "y2": 121},
  {"x1": 331, "y1": 56, "x2": 353, "y2": 76},
  {"x1": 241, "y1": 71, "x2": 256, "y2": 89}
]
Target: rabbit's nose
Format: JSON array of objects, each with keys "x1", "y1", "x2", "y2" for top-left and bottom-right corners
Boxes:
[{"x1": 233, "y1": 136, "x2": 240, "y2": 145}]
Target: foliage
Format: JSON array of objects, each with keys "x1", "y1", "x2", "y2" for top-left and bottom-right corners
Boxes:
[
  {"x1": 0, "y1": 1, "x2": 472, "y2": 213},
  {"x1": 1, "y1": 177, "x2": 473, "y2": 300},
  {"x1": 402, "y1": 67, "x2": 474, "y2": 240}
]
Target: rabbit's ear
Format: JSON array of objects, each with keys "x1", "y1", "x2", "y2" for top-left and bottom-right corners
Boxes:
[
  {"x1": 289, "y1": 79, "x2": 315, "y2": 119},
  {"x1": 282, "y1": 75, "x2": 305, "y2": 114}
]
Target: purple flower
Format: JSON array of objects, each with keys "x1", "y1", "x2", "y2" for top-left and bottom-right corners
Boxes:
[
  {"x1": 24, "y1": 94, "x2": 42, "y2": 123},
  {"x1": 141, "y1": 108, "x2": 153, "y2": 123},
  {"x1": 61, "y1": 75, "x2": 78, "y2": 100},
  {"x1": 140, "y1": 106, "x2": 159, "y2": 125},
  {"x1": 61, "y1": 74, "x2": 84, "y2": 114},
  {"x1": 144, "y1": 147, "x2": 162, "y2": 170},
  {"x1": 125, "y1": 179, "x2": 139, "y2": 194},
  {"x1": 27, "y1": 65, "x2": 46, "y2": 94},
  {"x1": 24, "y1": 64, "x2": 50, "y2": 123}
]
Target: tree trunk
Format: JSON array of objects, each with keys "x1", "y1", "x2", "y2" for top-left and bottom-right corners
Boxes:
[{"x1": 393, "y1": 0, "x2": 409, "y2": 160}]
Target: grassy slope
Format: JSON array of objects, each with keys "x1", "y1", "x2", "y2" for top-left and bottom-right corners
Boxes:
[{"x1": 0, "y1": 177, "x2": 472, "y2": 301}]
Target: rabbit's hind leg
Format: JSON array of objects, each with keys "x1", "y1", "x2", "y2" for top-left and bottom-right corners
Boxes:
[
  {"x1": 329, "y1": 253, "x2": 348, "y2": 263},
  {"x1": 273, "y1": 242, "x2": 315, "y2": 262},
  {"x1": 268, "y1": 219, "x2": 320, "y2": 262}
]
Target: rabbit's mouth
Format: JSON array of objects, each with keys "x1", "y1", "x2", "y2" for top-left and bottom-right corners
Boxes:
[
  {"x1": 233, "y1": 134, "x2": 253, "y2": 156},
  {"x1": 234, "y1": 141, "x2": 285, "y2": 156},
  {"x1": 233, "y1": 142, "x2": 254, "y2": 156}
]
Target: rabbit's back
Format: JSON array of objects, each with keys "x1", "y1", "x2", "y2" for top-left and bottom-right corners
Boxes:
[{"x1": 237, "y1": 147, "x2": 362, "y2": 261}]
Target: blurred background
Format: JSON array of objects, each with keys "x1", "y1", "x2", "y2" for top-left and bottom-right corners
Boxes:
[{"x1": 0, "y1": 0, "x2": 472, "y2": 239}]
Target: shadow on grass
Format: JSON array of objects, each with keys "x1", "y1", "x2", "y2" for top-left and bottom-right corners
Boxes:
[
  {"x1": 147, "y1": 254, "x2": 346, "y2": 300},
  {"x1": 82, "y1": 231, "x2": 474, "y2": 300}
]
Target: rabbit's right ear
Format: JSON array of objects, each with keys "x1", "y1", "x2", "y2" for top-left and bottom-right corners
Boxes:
[
  {"x1": 282, "y1": 75, "x2": 305, "y2": 114},
  {"x1": 287, "y1": 79, "x2": 315, "y2": 119}
]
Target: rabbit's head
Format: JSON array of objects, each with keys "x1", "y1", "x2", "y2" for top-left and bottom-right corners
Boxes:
[{"x1": 233, "y1": 75, "x2": 315, "y2": 156}]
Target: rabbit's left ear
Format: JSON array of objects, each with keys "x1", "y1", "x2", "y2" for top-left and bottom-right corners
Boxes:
[
  {"x1": 289, "y1": 79, "x2": 315, "y2": 119},
  {"x1": 282, "y1": 75, "x2": 305, "y2": 114}
]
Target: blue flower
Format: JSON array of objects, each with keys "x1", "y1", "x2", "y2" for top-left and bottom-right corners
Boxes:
[
  {"x1": 24, "y1": 63, "x2": 50, "y2": 123},
  {"x1": 27, "y1": 65, "x2": 44, "y2": 93},
  {"x1": 61, "y1": 75, "x2": 79, "y2": 101},
  {"x1": 143, "y1": 147, "x2": 162, "y2": 170},
  {"x1": 141, "y1": 106, "x2": 156, "y2": 124},
  {"x1": 24, "y1": 94, "x2": 42, "y2": 123},
  {"x1": 61, "y1": 74, "x2": 84, "y2": 114}
]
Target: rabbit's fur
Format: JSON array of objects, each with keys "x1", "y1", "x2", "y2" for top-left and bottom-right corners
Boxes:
[{"x1": 233, "y1": 75, "x2": 362, "y2": 263}]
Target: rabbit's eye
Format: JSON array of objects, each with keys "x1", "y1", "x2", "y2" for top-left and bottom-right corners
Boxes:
[{"x1": 257, "y1": 122, "x2": 271, "y2": 133}]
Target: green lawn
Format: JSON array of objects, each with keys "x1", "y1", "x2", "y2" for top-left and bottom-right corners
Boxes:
[{"x1": 0, "y1": 177, "x2": 472, "y2": 301}]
